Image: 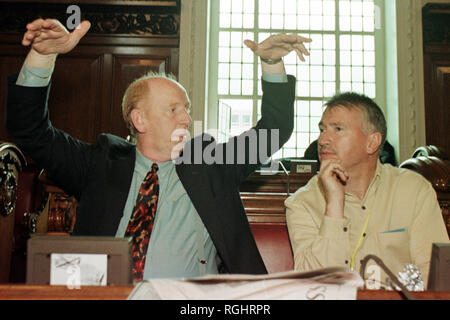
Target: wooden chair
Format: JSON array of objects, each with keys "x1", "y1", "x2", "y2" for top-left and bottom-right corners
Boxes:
[{"x1": 400, "y1": 146, "x2": 450, "y2": 236}]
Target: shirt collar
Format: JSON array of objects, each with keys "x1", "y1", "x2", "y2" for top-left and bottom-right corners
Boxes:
[
  {"x1": 345, "y1": 160, "x2": 383, "y2": 203},
  {"x1": 135, "y1": 148, "x2": 174, "y2": 177},
  {"x1": 361, "y1": 159, "x2": 383, "y2": 203}
]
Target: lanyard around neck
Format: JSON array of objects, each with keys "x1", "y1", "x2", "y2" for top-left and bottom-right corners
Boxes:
[{"x1": 350, "y1": 208, "x2": 373, "y2": 270}]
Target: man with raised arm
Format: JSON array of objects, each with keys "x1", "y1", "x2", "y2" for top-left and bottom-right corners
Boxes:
[{"x1": 6, "y1": 18, "x2": 311, "y2": 281}]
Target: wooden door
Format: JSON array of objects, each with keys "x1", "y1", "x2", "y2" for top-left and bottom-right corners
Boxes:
[{"x1": 422, "y1": 4, "x2": 450, "y2": 156}]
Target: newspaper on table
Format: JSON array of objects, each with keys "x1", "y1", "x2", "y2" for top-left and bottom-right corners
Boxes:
[{"x1": 127, "y1": 267, "x2": 364, "y2": 300}]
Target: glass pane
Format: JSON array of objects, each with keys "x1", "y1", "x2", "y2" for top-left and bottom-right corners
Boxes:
[
  {"x1": 242, "y1": 80, "x2": 253, "y2": 95},
  {"x1": 298, "y1": 15, "x2": 310, "y2": 30},
  {"x1": 311, "y1": 66, "x2": 323, "y2": 82},
  {"x1": 259, "y1": 0, "x2": 271, "y2": 13},
  {"x1": 271, "y1": 0, "x2": 283, "y2": 15},
  {"x1": 298, "y1": 81, "x2": 310, "y2": 96},
  {"x1": 364, "y1": 66, "x2": 375, "y2": 82},
  {"x1": 243, "y1": 0, "x2": 254, "y2": 13},
  {"x1": 340, "y1": 66, "x2": 351, "y2": 82},
  {"x1": 298, "y1": 101, "x2": 309, "y2": 116},
  {"x1": 310, "y1": 0, "x2": 323, "y2": 15},
  {"x1": 323, "y1": 0, "x2": 335, "y2": 15},
  {"x1": 231, "y1": 0, "x2": 243, "y2": 13},
  {"x1": 271, "y1": 14, "x2": 284, "y2": 29},
  {"x1": 310, "y1": 50, "x2": 323, "y2": 65},
  {"x1": 363, "y1": 16, "x2": 374, "y2": 32},
  {"x1": 310, "y1": 101, "x2": 324, "y2": 116},
  {"x1": 220, "y1": 0, "x2": 231, "y2": 13},
  {"x1": 352, "y1": 51, "x2": 363, "y2": 66},
  {"x1": 339, "y1": 1, "x2": 351, "y2": 16},
  {"x1": 311, "y1": 82, "x2": 323, "y2": 97},
  {"x1": 352, "y1": 35, "x2": 363, "y2": 50},
  {"x1": 220, "y1": 99, "x2": 253, "y2": 136},
  {"x1": 259, "y1": 14, "x2": 271, "y2": 28},
  {"x1": 310, "y1": 15, "x2": 323, "y2": 30},
  {"x1": 323, "y1": 50, "x2": 336, "y2": 65},
  {"x1": 323, "y1": 15, "x2": 335, "y2": 31},
  {"x1": 229, "y1": 63, "x2": 241, "y2": 79},
  {"x1": 285, "y1": 0, "x2": 296, "y2": 14},
  {"x1": 364, "y1": 51, "x2": 375, "y2": 66},
  {"x1": 219, "y1": 32, "x2": 230, "y2": 47},
  {"x1": 352, "y1": 82, "x2": 364, "y2": 94},
  {"x1": 351, "y1": 16, "x2": 363, "y2": 31},
  {"x1": 218, "y1": 63, "x2": 229, "y2": 78},
  {"x1": 351, "y1": 1, "x2": 363, "y2": 16},
  {"x1": 220, "y1": 14, "x2": 231, "y2": 28},
  {"x1": 298, "y1": 0, "x2": 310, "y2": 15},
  {"x1": 230, "y1": 48, "x2": 242, "y2": 63},
  {"x1": 352, "y1": 66, "x2": 364, "y2": 82},
  {"x1": 230, "y1": 32, "x2": 242, "y2": 47},
  {"x1": 285, "y1": 14, "x2": 297, "y2": 30},
  {"x1": 230, "y1": 79, "x2": 241, "y2": 94},
  {"x1": 364, "y1": 35, "x2": 375, "y2": 50},
  {"x1": 340, "y1": 51, "x2": 351, "y2": 65},
  {"x1": 218, "y1": 79, "x2": 229, "y2": 94},
  {"x1": 363, "y1": 1, "x2": 375, "y2": 16},
  {"x1": 310, "y1": 117, "x2": 322, "y2": 132},
  {"x1": 243, "y1": 49, "x2": 254, "y2": 63},
  {"x1": 365, "y1": 83, "x2": 376, "y2": 98},
  {"x1": 323, "y1": 35, "x2": 336, "y2": 49},
  {"x1": 340, "y1": 82, "x2": 352, "y2": 92},
  {"x1": 218, "y1": 48, "x2": 230, "y2": 62},
  {"x1": 324, "y1": 82, "x2": 335, "y2": 97},
  {"x1": 298, "y1": 65, "x2": 310, "y2": 81},
  {"x1": 297, "y1": 117, "x2": 310, "y2": 132},
  {"x1": 324, "y1": 66, "x2": 335, "y2": 81},
  {"x1": 242, "y1": 63, "x2": 253, "y2": 79},
  {"x1": 340, "y1": 35, "x2": 351, "y2": 50},
  {"x1": 231, "y1": 14, "x2": 243, "y2": 28},
  {"x1": 243, "y1": 14, "x2": 254, "y2": 28},
  {"x1": 298, "y1": 132, "x2": 310, "y2": 148}
]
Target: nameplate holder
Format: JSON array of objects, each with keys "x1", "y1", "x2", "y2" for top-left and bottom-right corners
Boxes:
[
  {"x1": 290, "y1": 160, "x2": 319, "y2": 174},
  {"x1": 27, "y1": 235, "x2": 132, "y2": 286}
]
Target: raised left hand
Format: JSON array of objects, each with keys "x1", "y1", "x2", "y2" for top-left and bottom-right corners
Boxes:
[{"x1": 244, "y1": 34, "x2": 312, "y2": 62}]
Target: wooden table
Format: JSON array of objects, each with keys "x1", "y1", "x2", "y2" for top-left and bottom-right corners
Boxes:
[{"x1": 0, "y1": 284, "x2": 448, "y2": 300}]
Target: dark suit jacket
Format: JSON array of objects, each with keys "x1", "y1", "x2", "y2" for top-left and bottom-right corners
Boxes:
[{"x1": 5, "y1": 74, "x2": 295, "y2": 275}]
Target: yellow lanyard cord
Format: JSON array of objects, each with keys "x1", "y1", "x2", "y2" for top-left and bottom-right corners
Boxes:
[{"x1": 350, "y1": 209, "x2": 372, "y2": 270}]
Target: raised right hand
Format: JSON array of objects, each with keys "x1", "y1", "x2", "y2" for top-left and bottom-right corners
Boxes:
[
  {"x1": 318, "y1": 159, "x2": 348, "y2": 218},
  {"x1": 22, "y1": 18, "x2": 91, "y2": 55}
]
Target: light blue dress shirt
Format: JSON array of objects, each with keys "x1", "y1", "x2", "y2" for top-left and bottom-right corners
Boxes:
[{"x1": 17, "y1": 62, "x2": 287, "y2": 279}]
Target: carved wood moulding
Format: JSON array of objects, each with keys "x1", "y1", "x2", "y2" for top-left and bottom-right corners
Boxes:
[
  {"x1": 422, "y1": 3, "x2": 450, "y2": 45},
  {"x1": 0, "y1": 1, "x2": 180, "y2": 35}
]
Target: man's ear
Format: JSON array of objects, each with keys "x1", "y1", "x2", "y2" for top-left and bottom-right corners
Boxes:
[
  {"x1": 366, "y1": 132, "x2": 382, "y2": 155},
  {"x1": 130, "y1": 108, "x2": 146, "y2": 134}
]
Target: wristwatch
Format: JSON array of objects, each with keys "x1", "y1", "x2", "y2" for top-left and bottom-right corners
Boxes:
[{"x1": 260, "y1": 57, "x2": 282, "y2": 65}]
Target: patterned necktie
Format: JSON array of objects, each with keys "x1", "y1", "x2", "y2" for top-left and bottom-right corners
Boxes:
[{"x1": 125, "y1": 163, "x2": 159, "y2": 282}]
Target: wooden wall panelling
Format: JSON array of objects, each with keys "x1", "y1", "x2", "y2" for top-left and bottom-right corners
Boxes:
[
  {"x1": 423, "y1": 53, "x2": 450, "y2": 155},
  {"x1": 422, "y1": 3, "x2": 450, "y2": 156},
  {"x1": 0, "y1": 1, "x2": 180, "y2": 283},
  {"x1": 0, "y1": 1, "x2": 180, "y2": 144}
]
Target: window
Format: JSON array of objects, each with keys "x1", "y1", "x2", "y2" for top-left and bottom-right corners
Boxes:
[{"x1": 209, "y1": 0, "x2": 383, "y2": 159}]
